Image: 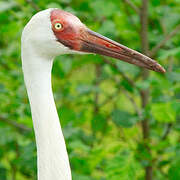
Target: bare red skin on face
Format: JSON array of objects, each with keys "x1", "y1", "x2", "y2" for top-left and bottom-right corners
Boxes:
[
  {"x1": 50, "y1": 9, "x2": 85, "y2": 50},
  {"x1": 50, "y1": 9, "x2": 122, "y2": 52}
]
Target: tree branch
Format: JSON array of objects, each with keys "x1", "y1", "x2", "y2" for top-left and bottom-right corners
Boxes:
[
  {"x1": 25, "y1": 0, "x2": 40, "y2": 11},
  {"x1": 122, "y1": 89, "x2": 142, "y2": 118},
  {"x1": 123, "y1": 0, "x2": 140, "y2": 14},
  {"x1": 149, "y1": 24, "x2": 180, "y2": 57},
  {"x1": 161, "y1": 123, "x2": 172, "y2": 140},
  {"x1": 140, "y1": 1, "x2": 153, "y2": 180},
  {"x1": 140, "y1": 0, "x2": 149, "y2": 55},
  {"x1": 140, "y1": 0, "x2": 149, "y2": 136},
  {"x1": 100, "y1": 85, "x2": 121, "y2": 107},
  {"x1": 160, "y1": 56, "x2": 173, "y2": 141},
  {"x1": 94, "y1": 64, "x2": 101, "y2": 114},
  {"x1": 0, "y1": 116, "x2": 31, "y2": 132},
  {"x1": 122, "y1": 0, "x2": 139, "y2": 30},
  {"x1": 102, "y1": 58, "x2": 136, "y2": 88},
  {"x1": 91, "y1": 64, "x2": 102, "y2": 137}
]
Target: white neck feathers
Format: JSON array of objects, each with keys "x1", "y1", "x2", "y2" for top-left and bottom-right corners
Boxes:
[{"x1": 21, "y1": 50, "x2": 71, "y2": 180}]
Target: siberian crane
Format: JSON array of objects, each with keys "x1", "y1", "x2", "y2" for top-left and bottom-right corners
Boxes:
[{"x1": 21, "y1": 8, "x2": 165, "y2": 180}]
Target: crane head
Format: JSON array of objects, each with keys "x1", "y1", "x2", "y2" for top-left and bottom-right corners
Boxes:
[{"x1": 22, "y1": 8, "x2": 165, "y2": 73}]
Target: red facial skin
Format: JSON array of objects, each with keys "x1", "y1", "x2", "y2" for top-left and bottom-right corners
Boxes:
[
  {"x1": 50, "y1": 9, "x2": 122, "y2": 52},
  {"x1": 50, "y1": 9, "x2": 165, "y2": 73},
  {"x1": 50, "y1": 9, "x2": 85, "y2": 50}
]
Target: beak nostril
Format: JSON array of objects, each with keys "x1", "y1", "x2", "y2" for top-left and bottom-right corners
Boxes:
[{"x1": 109, "y1": 44, "x2": 116, "y2": 48}]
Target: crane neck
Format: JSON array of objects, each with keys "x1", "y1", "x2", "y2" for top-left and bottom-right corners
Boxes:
[{"x1": 21, "y1": 50, "x2": 72, "y2": 180}]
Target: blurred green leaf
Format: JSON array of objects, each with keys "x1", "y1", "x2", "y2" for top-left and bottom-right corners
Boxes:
[
  {"x1": 91, "y1": 114, "x2": 107, "y2": 133},
  {"x1": 151, "y1": 102, "x2": 176, "y2": 123},
  {"x1": 105, "y1": 150, "x2": 140, "y2": 180},
  {"x1": 166, "y1": 72, "x2": 180, "y2": 83},
  {"x1": 76, "y1": 84, "x2": 100, "y2": 95},
  {"x1": 0, "y1": 1, "x2": 16, "y2": 12},
  {"x1": 111, "y1": 109, "x2": 135, "y2": 128},
  {"x1": 168, "y1": 158, "x2": 180, "y2": 180},
  {"x1": 90, "y1": 0, "x2": 117, "y2": 17},
  {"x1": 159, "y1": 47, "x2": 180, "y2": 60},
  {"x1": 0, "y1": 164, "x2": 7, "y2": 180},
  {"x1": 59, "y1": 106, "x2": 76, "y2": 126}
]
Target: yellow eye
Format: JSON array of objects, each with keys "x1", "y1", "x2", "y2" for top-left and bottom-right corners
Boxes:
[{"x1": 54, "y1": 23, "x2": 62, "y2": 30}]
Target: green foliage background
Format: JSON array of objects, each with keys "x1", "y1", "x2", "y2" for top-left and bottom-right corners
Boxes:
[{"x1": 0, "y1": 0, "x2": 180, "y2": 179}]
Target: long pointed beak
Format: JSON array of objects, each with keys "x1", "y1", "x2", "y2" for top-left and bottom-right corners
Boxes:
[{"x1": 79, "y1": 29, "x2": 165, "y2": 73}]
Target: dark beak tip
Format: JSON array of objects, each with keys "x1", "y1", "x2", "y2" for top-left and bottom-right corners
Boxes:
[
  {"x1": 155, "y1": 64, "x2": 166, "y2": 73},
  {"x1": 161, "y1": 67, "x2": 166, "y2": 73}
]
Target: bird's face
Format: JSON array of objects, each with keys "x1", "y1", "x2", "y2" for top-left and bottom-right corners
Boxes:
[{"x1": 22, "y1": 8, "x2": 165, "y2": 73}]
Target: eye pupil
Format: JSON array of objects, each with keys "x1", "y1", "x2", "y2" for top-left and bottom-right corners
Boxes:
[{"x1": 55, "y1": 23, "x2": 62, "y2": 30}]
